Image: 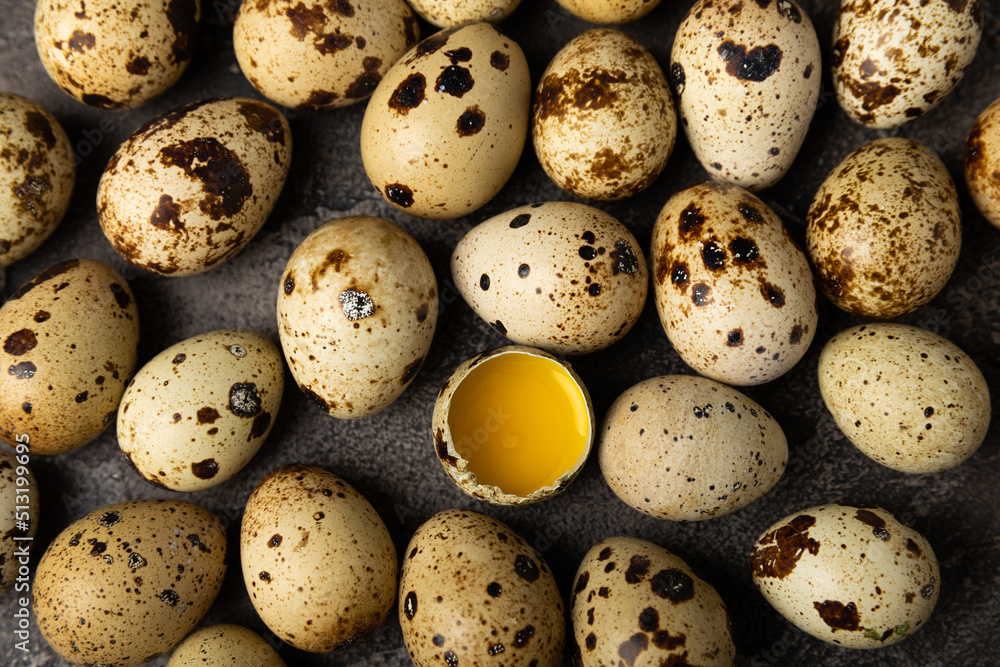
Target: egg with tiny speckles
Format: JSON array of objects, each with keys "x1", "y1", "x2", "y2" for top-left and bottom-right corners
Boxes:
[
  {"x1": 670, "y1": 0, "x2": 821, "y2": 190},
  {"x1": 554, "y1": 0, "x2": 662, "y2": 24},
  {"x1": 751, "y1": 504, "x2": 940, "y2": 648},
  {"x1": 0, "y1": 449, "x2": 39, "y2": 594},
  {"x1": 409, "y1": 0, "x2": 522, "y2": 28},
  {"x1": 965, "y1": 97, "x2": 1000, "y2": 230},
  {"x1": 167, "y1": 624, "x2": 287, "y2": 666},
  {"x1": 651, "y1": 182, "x2": 817, "y2": 386},
  {"x1": 400, "y1": 509, "x2": 565, "y2": 667},
  {"x1": 570, "y1": 536, "x2": 736, "y2": 666},
  {"x1": 806, "y1": 138, "x2": 960, "y2": 319},
  {"x1": 241, "y1": 464, "x2": 398, "y2": 653},
  {"x1": 33, "y1": 499, "x2": 227, "y2": 666}
]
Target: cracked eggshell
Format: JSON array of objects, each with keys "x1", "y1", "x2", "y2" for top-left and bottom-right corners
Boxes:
[
  {"x1": 966, "y1": 97, "x2": 1000, "y2": 230},
  {"x1": 0, "y1": 450, "x2": 39, "y2": 594},
  {"x1": 832, "y1": 0, "x2": 983, "y2": 129},
  {"x1": 0, "y1": 259, "x2": 139, "y2": 455},
  {"x1": 651, "y1": 182, "x2": 817, "y2": 386},
  {"x1": 750, "y1": 504, "x2": 940, "y2": 648},
  {"x1": 818, "y1": 323, "x2": 990, "y2": 474},
  {"x1": 34, "y1": 0, "x2": 200, "y2": 109},
  {"x1": 241, "y1": 464, "x2": 398, "y2": 653},
  {"x1": 599, "y1": 375, "x2": 786, "y2": 522},
  {"x1": 554, "y1": 0, "x2": 662, "y2": 24},
  {"x1": 400, "y1": 509, "x2": 565, "y2": 667},
  {"x1": 806, "y1": 137, "x2": 960, "y2": 319},
  {"x1": 277, "y1": 216, "x2": 437, "y2": 419},
  {"x1": 33, "y1": 499, "x2": 227, "y2": 666},
  {"x1": 408, "y1": 0, "x2": 522, "y2": 28},
  {"x1": 570, "y1": 536, "x2": 736, "y2": 666},
  {"x1": 97, "y1": 97, "x2": 292, "y2": 276},
  {"x1": 452, "y1": 202, "x2": 646, "y2": 355},
  {"x1": 360, "y1": 23, "x2": 531, "y2": 219},
  {"x1": 671, "y1": 0, "x2": 821, "y2": 191},
  {"x1": 167, "y1": 624, "x2": 287, "y2": 667},
  {"x1": 0, "y1": 93, "x2": 75, "y2": 267},
  {"x1": 117, "y1": 329, "x2": 284, "y2": 492}
]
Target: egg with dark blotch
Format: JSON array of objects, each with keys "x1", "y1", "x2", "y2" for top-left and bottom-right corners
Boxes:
[
  {"x1": 0, "y1": 450, "x2": 39, "y2": 594},
  {"x1": 554, "y1": 0, "x2": 662, "y2": 24},
  {"x1": 408, "y1": 0, "x2": 522, "y2": 28},
  {"x1": 965, "y1": 97, "x2": 1000, "y2": 230},
  {"x1": 166, "y1": 624, "x2": 287, "y2": 666}
]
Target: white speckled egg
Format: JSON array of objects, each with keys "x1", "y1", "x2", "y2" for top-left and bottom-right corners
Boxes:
[
  {"x1": 409, "y1": 0, "x2": 522, "y2": 28},
  {"x1": 533, "y1": 29, "x2": 675, "y2": 201},
  {"x1": 117, "y1": 329, "x2": 284, "y2": 492},
  {"x1": 818, "y1": 323, "x2": 990, "y2": 474},
  {"x1": 554, "y1": 0, "x2": 662, "y2": 24},
  {"x1": 97, "y1": 97, "x2": 292, "y2": 276},
  {"x1": 571, "y1": 536, "x2": 736, "y2": 666},
  {"x1": 832, "y1": 0, "x2": 983, "y2": 128},
  {"x1": 966, "y1": 97, "x2": 1000, "y2": 229},
  {"x1": 167, "y1": 624, "x2": 287, "y2": 666},
  {"x1": 360, "y1": 23, "x2": 531, "y2": 218},
  {"x1": 751, "y1": 504, "x2": 940, "y2": 648},
  {"x1": 241, "y1": 464, "x2": 398, "y2": 653},
  {"x1": 0, "y1": 449, "x2": 39, "y2": 594},
  {"x1": 651, "y1": 182, "x2": 817, "y2": 386}
]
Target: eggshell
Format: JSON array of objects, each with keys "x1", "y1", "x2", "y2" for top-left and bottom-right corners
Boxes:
[
  {"x1": 240, "y1": 464, "x2": 398, "y2": 653},
  {"x1": 806, "y1": 137, "x2": 960, "y2": 318},
  {"x1": 408, "y1": 0, "x2": 522, "y2": 28},
  {"x1": 0, "y1": 93, "x2": 75, "y2": 267},
  {"x1": 671, "y1": 0, "x2": 821, "y2": 190},
  {"x1": 832, "y1": 0, "x2": 983, "y2": 129},
  {"x1": 97, "y1": 97, "x2": 292, "y2": 276},
  {"x1": 750, "y1": 504, "x2": 940, "y2": 648},
  {"x1": 34, "y1": 0, "x2": 200, "y2": 108},
  {"x1": 554, "y1": 0, "x2": 662, "y2": 24},
  {"x1": 452, "y1": 202, "x2": 647, "y2": 355},
  {"x1": 0, "y1": 259, "x2": 139, "y2": 455},
  {"x1": 965, "y1": 97, "x2": 1000, "y2": 229},
  {"x1": 570, "y1": 536, "x2": 736, "y2": 666},
  {"x1": 0, "y1": 449, "x2": 39, "y2": 594},
  {"x1": 118, "y1": 329, "x2": 284, "y2": 492},
  {"x1": 33, "y1": 499, "x2": 227, "y2": 666},
  {"x1": 532, "y1": 29, "x2": 675, "y2": 201},
  {"x1": 818, "y1": 323, "x2": 990, "y2": 474},
  {"x1": 400, "y1": 509, "x2": 565, "y2": 667},
  {"x1": 167, "y1": 624, "x2": 287, "y2": 666},
  {"x1": 360, "y1": 23, "x2": 531, "y2": 219},
  {"x1": 651, "y1": 182, "x2": 817, "y2": 386}
]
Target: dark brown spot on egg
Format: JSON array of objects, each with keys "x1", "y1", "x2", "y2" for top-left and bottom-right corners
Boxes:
[
  {"x1": 191, "y1": 459, "x2": 218, "y2": 479},
  {"x1": 165, "y1": 0, "x2": 198, "y2": 63},
  {"x1": 68, "y1": 30, "x2": 95, "y2": 53},
  {"x1": 730, "y1": 237, "x2": 760, "y2": 264},
  {"x1": 855, "y1": 509, "x2": 890, "y2": 540},
  {"x1": 669, "y1": 261, "x2": 689, "y2": 291},
  {"x1": 433, "y1": 634, "x2": 445, "y2": 647},
  {"x1": 679, "y1": 204, "x2": 704, "y2": 238},
  {"x1": 518, "y1": 264, "x2": 530, "y2": 278},
  {"x1": 110, "y1": 283, "x2": 131, "y2": 309},
  {"x1": 8, "y1": 362, "x2": 36, "y2": 379},
  {"x1": 389, "y1": 73, "x2": 426, "y2": 114},
  {"x1": 513, "y1": 625, "x2": 535, "y2": 648},
  {"x1": 197, "y1": 407, "x2": 220, "y2": 424},
  {"x1": 588, "y1": 283, "x2": 601, "y2": 296},
  {"x1": 491, "y1": 320, "x2": 507, "y2": 335},
  {"x1": 304, "y1": 90, "x2": 338, "y2": 108},
  {"x1": 610, "y1": 240, "x2": 639, "y2": 275},
  {"x1": 24, "y1": 111, "x2": 56, "y2": 149},
  {"x1": 126, "y1": 56, "x2": 151, "y2": 75},
  {"x1": 159, "y1": 589, "x2": 180, "y2": 606},
  {"x1": 75, "y1": 391, "x2": 88, "y2": 403},
  {"x1": 650, "y1": 569, "x2": 694, "y2": 602},
  {"x1": 625, "y1": 555, "x2": 651, "y2": 583},
  {"x1": 445, "y1": 47, "x2": 472, "y2": 63},
  {"x1": 21, "y1": 402, "x2": 31, "y2": 414},
  {"x1": 385, "y1": 183, "x2": 413, "y2": 207},
  {"x1": 88, "y1": 539, "x2": 107, "y2": 556},
  {"x1": 813, "y1": 600, "x2": 860, "y2": 631},
  {"x1": 98, "y1": 511, "x2": 121, "y2": 527},
  {"x1": 574, "y1": 571, "x2": 590, "y2": 594},
  {"x1": 159, "y1": 139, "x2": 252, "y2": 221},
  {"x1": 4, "y1": 329, "x2": 37, "y2": 356},
  {"x1": 33, "y1": 311, "x2": 50, "y2": 323},
  {"x1": 727, "y1": 329, "x2": 744, "y2": 347},
  {"x1": 402, "y1": 357, "x2": 423, "y2": 385},
  {"x1": 345, "y1": 56, "x2": 383, "y2": 98},
  {"x1": 491, "y1": 51, "x2": 509, "y2": 70},
  {"x1": 717, "y1": 41, "x2": 782, "y2": 81},
  {"x1": 149, "y1": 194, "x2": 182, "y2": 231},
  {"x1": 762, "y1": 283, "x2": 785, "y2": 307},
  {"x1": 457, "y1": 106, "x2": 486, "y2": 136},
  {"x1": 579, "y1": 246, "x2": 598, "y2": 260},
  {"x1": 228, "y1": 383, "x2": 262, "y2": 417},
  {"x1": 691, "y1": 283, "x2": 712, "y2": 306},
  {"x1": 790, "y1": 325, "x2": 803, "y2": 345},
  {"x1": 618, "y1": 633, "x2": 648, "y2": 666},
  {"x1": 777, "y1": 0, "x2": 802, "y2": 22},
  {"x1": 82, "y1": 94, "x2": 122, "y2": 109},
  {"x1": 751, "y1": 514, "x2": 820, "y2": 579},
  {"x1": 509, "y1": 213, "x2": 531, "y2": 228},
  {"x1": 268, "y1": 534, "x2": 282, "y2": 547},
  {"x1": 444, "y1": 650, "x2": 458, "y2": 667},
  {"x1": 250, "y1": 412, "x2": 271, "y2": 439},
  {"x1": 403, "y1": 591, "x2": 418, "y2": 619},
  {"x1": 237, "y1": 100, "x2": 286, "y2": 144},
  {"x1": 906, "y1": 539, "x2": 922, "y2": 556},
  {"x1": 283, "y1": 276, "x2": 295, "y2": 295},
  {"x1": 638, "y1": 607, "x2": 659, "y2": 632},
  {"x1": 702, "y1": 241, "x2": 726, "y2": 271},
  {"x1": 487, "y1": 582, "x2": 502, "y2": 597},
  {"x1": 436, "y1": 66, "x2": 474, "y2": 97},
  {"x1": 670, "y1": 62, "x2": 685, "y2": 96},
  {"x1": 535, "y1": 68, "x2": 627, "y2": 121},
  {"x1": 406, "y1": 29, "x2": 451, "y2": 64},
  {"x1": 653, "y1": 630, "x2": 686, "y2": 650},
  {"x1": 840, "y1": 77, "x2": 900, "y2": 116},
  {"x1": 259, "y1": 571, "x2": 271, "y2": 582},
  {"x1": 514, "y1": 555, "x2": 539, "y2": 582},
  {"x1": 329, "y1": 0, "x2": 354, "y2": 16},
  {"x1": 922, "y1": 578, "x2": 936, "y2": 599}
]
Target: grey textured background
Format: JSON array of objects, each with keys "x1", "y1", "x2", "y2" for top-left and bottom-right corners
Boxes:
[{"x1": 1, "y1": 0, "x2": 999, "y2": 665}]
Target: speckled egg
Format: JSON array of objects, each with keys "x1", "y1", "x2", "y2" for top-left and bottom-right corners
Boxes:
[
  {"x1": 570, "y1": 536, "x2": 736, "y2": 666},
  {"x1": 533, "y1": 29, "x2": 675, "y2": 201},
  {"x1": 234, "y1": 0, "x2": 419, "y2": 110},
  {"x1": 671, "y1": 0, "x2": 821, "y2": 190},
  {"x1": 818, "y1": 323, "x2": 990, "y2": 474},
  {"x1": 278, "y1": 216, "x2": 437, "y2": 418},
  {"x1": 117, "y1": 329, "x2": 284, "y2": 492},
  {"x1": 966, "y1": 97, "x2": 1000, "y2": 229},
  {"x1": 0, "y1": 259, "x2": 139, "y2": 455},
  {"x1": 400, "y1": 509, "x2": 565, "y2": 667},
  {"x1": 452, "y1": 202, "x2": 646, "y2": 355},
  {"x1": 408, "y1": 0, "x2": 522, "y2": 28},
  {"x1": 554, "y1": 0, "x2": 662, "y2": 24},
  {"x1": 751, "y1": 504, "x2": 940, "y2": 648},
  {"x1": 360, "y1": 23, "x2": 531, "y2": 219},
  {"x1": 600, "y1": 375, "x2": 786, "y2": 521},
  {"x1": 97, "y1": 97, "x2": 292, "y2": 276},
  {"x1": 806, "y1": 138, "x2": 960, "y2": 318},
  {"x1": 166, "y1": 624, "x2": 287, "y2": 666},
  {"x1": 651, "y1": 182, "x2": 817, "y2": 386},
  {"x1": 832, "y1": 0, "x2": 983, "y2": 129},
  {"x1": 34, "y1": 0, "x2": 200, "y2": 108},
  {"x1": 241, "y1": 464, "x2": 398, "y2": 653},
  {"x1": 33, "y1": 499, "x2": 227, "y2": 666},
  {"x1": 0, "y1": 448, "x2": 39, "y2": 594},
  {"x1": 0, "y1": 93, "x2": 75, "y2": 267}
]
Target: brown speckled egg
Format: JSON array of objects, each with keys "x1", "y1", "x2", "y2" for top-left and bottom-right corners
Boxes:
[
  {"x1": 0, "y1": 93, "x2": 75, "y2": 267},
  {"x1": 360, "y1": 23, "x2": 531, "y2": 219},
  {"x1": 671, "y1": 0, "x2": 821, "y2": 191},
  {"x1": 452, "y1": 202, "x2": 647, "y2": 355},
  {"x1": 241, "y1": 464, "x2": 398, "y2": 653},
  {"x1": 554, "y1": 0, "x2": 662, "y2": 24},
  {"x1": 400, "y1": 509, "x2": 565, "y2": 667},
  {"x1": 277, "y1": 216, "x2": 437, "y2": 419},
  {"x1": 832, "y1": 0, "x2": 983, "y2": 129},
  {"x1": 600, "y1": 375, "x2": 786, "y2": 521},
  {"x1": 34, "y1": 0, "x2": 199, "y2": 109},
  {"x1": 167, "y1": 624, "x2": 287, "y2": 666},
  {"x1": 966, "y1": 97, "x2": 1000, "y2": 229},
  {"x1": 571, "y1": 536, "x2": 736, "y2": 666},
  {"x1": 806, "y1": 138, "x2": 960, "y2": 318},
  {"x1": 818, "y1": 323, "x2": 990, "y2": 474},
  {"x1": 97, "y1": 97, "x2": 292, "y2": 276},
  {"x1": 409, "y1": 0, "x2": 522, "y2": 28},
  {"x1": 0, "y1": 449, "x2": 39, "y2": 594},
  {"x1": 234, "y1": 0, "x2": 419, "y2": 110},
  {"x1": 33, "y1": 499, "x2": 227, "y2": 666},
  {"x1": 751, "y1": 504, "x2": 940, "y2": 648},
  {"x1": 0, "y1": 259, "x2": 139, "y2": 455},
  {"x1": 651, "y1": 182, "x2": 817, "y2": 386},
  {"x1": 533, "y1": 29, "x2": 675, "y2": 201},
  {"x1": 117, "y1": 329, "x2": 284, "y2": 492}
]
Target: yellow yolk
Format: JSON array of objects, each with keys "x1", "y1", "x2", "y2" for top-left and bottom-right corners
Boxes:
[{"x1": 447, "y1": 352, "x2": 590, "y2": 497}]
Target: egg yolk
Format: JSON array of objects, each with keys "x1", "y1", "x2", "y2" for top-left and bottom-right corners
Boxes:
[{"x1": 446, "y1": 352, "x2": 590, "y2": 497}]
